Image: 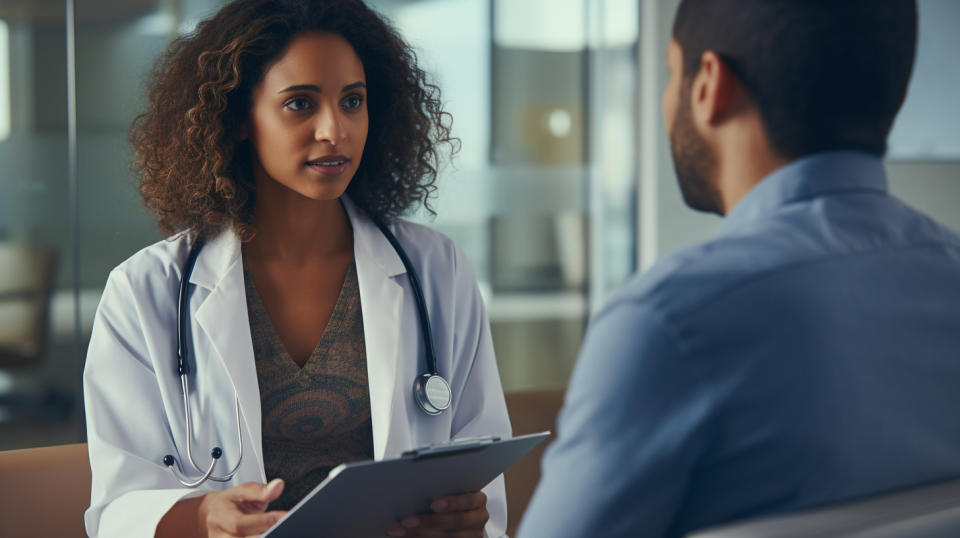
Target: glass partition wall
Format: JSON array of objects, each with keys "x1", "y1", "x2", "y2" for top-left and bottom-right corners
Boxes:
[
  {"x1": 0, "y1": 0, "x2": 641, "y2": 449},
  {"x1": 0, "y1": 0, "x2": 79, "y2": 447},
  {"x1": 7, "y1": 0, "x2": 958, "y2": 452},
  {"x1": 373, "y1": 0, "x2": 639, "y2": 392}
]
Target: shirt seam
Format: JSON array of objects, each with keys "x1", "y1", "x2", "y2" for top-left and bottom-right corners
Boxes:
[
  {"x1": 599, "y1": 298, "x2": 716, "y2": 434},
  {"x1": 611, "y1": 301, "x2": 720, "y2": 535},
  {"x1": 663, "y1": 239, "x2": 960, "y2": 323},
  {"x1": 723, "y1": 187, "x2": 888, "y2": 232}
]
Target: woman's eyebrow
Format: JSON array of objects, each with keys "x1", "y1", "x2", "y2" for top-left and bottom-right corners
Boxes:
[
  {"x1": 278, "y1": 84, "x2": 322, "y2": 94},
  {"x1": 277, "y1": 82, "x2": 366, "y2": 94}
]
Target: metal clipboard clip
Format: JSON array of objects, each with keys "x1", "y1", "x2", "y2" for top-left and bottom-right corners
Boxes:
[{"x1": 401, "y1": 436, "x2": 502, "y2": 460}]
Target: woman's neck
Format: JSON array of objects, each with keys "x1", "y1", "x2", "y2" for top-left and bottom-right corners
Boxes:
[{"x1": 245, "y1": 183, "x2": 353, "y2": 264}]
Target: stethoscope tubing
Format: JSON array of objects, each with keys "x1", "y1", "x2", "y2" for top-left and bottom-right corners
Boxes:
[
  {"x1": 371, "y1": 217, "x2": 440, "y2": 376},
  {"x1": 176, "y1": 236, "x2": 204, "y2": 377},
  {"x1": 166, "y1": 372, "x2": 243, "y2": 486},
  {"x1": 165, "y1": 217, "x2": 448, "y2": 487}
]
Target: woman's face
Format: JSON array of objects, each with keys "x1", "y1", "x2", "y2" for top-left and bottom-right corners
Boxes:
[{"x1": 248, "y1": 32, "x2": 368, "y2": 202}]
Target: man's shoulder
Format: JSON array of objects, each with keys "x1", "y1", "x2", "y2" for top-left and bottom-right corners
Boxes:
[
  {"x1": 612, "y1": 196, "x2": 960, "y2": 325},
  {"x1": 609, "y1": 232, "x2": 792, "y2": 324}
]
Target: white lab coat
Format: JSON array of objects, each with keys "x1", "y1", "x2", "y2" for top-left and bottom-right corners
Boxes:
[{"x1": 83, "y1": 198, "x2": 512, "y2": 537}]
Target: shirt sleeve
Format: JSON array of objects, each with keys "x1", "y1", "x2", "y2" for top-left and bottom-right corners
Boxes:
[
  {"x1": 83, "y1": 268, "x2": 204, "y2": 537},
  {"x1": 516, "y1": 299, "x2": 712, "y2": 538},
  {"x1": 447, "y1": 245, "x2": 512, "y2": 538}
]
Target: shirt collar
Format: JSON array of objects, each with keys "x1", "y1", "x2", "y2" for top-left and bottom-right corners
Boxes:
[{"x1": 720, "y1": 150, "x2": 888, "y2": 233}]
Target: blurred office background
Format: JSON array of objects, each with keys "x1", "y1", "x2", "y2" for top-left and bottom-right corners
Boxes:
[{"x1": 1, "y1": 0, "x2": 958, "y2": 450}]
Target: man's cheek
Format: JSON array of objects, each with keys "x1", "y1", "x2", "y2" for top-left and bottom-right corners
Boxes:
[{"x1": 663, "y1": 89, "x2": 677, "y2": 134}]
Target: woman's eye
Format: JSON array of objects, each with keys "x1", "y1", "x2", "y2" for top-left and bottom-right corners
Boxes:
[
  {"x1": 342, "y1": 94, "x2": 364, "y2": 110},
  {"x1": 285, "y1": 97, "x2": 312, "y2": 111}
]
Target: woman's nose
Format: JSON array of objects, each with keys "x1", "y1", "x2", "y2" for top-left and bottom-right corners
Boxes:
[{"x1": 314, "y1": 105, "x2": 345, "y2": 145}]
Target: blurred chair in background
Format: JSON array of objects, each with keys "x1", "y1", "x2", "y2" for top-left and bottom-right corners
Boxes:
[
  {"x1": 686, "y1": 477, "x2": 960, "y2": 538},
  {"x1": 0, "y1": 242, "x2": 64, "y2": 416},
  {"x1": 0, "y1": 443, "x2": 90, "y2": 537},
  {"x1": 504, "y1": 389, "x2": 564, "y2": 537}
]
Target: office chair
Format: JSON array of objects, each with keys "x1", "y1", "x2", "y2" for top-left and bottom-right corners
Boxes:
[
  {"x1": 503, "y1": 389, "x2": 565, "y2": 537},
  {"x1": 686, "y1": 477, "x2": 960, "y2": 538},
  {"x1": 0, "y1": 242, "x2": 60, "y2": 413},
  {"x1": 0, "y1": 443, "x2": 90, "y2": 537}
]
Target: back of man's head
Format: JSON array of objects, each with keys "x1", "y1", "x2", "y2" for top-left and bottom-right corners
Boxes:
[{"x1": 673, "y1": 0, "x2": 917, "y2": 159}]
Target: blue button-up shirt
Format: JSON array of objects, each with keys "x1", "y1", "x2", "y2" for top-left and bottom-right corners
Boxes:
[{"x1": 517, "y1": 151, "x2": 960, "y2": 538}]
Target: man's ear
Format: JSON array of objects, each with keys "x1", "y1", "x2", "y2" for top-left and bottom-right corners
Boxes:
[{"x1": 690, "y1": 50, "x2": 741, "y2": 128}]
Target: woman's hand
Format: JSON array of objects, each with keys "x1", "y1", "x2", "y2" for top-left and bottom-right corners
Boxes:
[
  {"x1": 198, "y1": 479, "x2": 288, "y2": 538},
  {"x1": 386, "y1": 491, "x2": 489, "y2": 538}
]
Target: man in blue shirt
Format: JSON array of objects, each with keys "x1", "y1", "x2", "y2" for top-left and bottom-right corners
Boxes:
[{"x1": 517, "y1": 1, "x2": 960, "y2": 537}]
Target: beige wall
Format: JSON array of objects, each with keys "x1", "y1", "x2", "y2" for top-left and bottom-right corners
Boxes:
[{"x1": 887, "y1": 161, "x2": 960, "y2": 233}]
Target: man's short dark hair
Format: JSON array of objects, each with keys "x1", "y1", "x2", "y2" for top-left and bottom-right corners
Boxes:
[{"x1": 673, "y1": 0, "x2": 917, "y2": 158}]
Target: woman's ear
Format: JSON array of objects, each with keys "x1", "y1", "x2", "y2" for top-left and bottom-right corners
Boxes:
[{"x1": 238, "y1": 123, "x2": 249, "y2": 141}]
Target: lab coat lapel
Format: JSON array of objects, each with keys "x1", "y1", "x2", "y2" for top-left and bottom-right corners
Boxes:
[
  {"x1": 189, "y1": 229, "x2": 264, "y2": 474},
  {"x1": 184, "y1": 199, "x2": 408, "y2": 467},
  {"x1": 343, "y1": 197, "x2": 408, "y2": 460}
]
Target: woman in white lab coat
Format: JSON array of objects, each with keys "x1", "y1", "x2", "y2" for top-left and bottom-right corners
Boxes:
[{"x1": 82, "y1": 1, "x2": 510, "y2": 537}]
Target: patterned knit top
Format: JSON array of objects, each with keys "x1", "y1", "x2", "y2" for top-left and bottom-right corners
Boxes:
[{"x1": 242, "y1": 257, "x2": 374, "y2": 510}]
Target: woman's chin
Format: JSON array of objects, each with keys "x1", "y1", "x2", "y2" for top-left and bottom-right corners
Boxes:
[
  {"x1": 274, "y1": 175, "x2": 354, "y2": 203},
  {"x1": 297, "y1": 185, "x2": 350, "y2": 202}
]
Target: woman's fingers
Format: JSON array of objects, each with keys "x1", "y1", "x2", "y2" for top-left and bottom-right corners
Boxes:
[
  {"x1": 261, "y1": 478, "x2": 285, "y2": 503},
  {"x1": 386, "y1": 491, "x2": 488, "y2": 536},
  {"x1": 229, "y1": 510, "x2": 287, "y2": 536},
  {"x1": 230, "y1": 479, "x2": 285, "y2": 507},
  {"x1": 399, "y1": 507, "x2": 489, "y2": 531},
  {"x1": 387, "y1": 523, "x2": 485, "y2": 538},
  {"x1": 430, "y1": 491, "x2": 486, "y2": 513},
  {"x1": 204, "y1": 480, "x2": 288, "y2": 537},
  {"x1": 211, "y1": 505, "x2": 287, "y2": 536}
]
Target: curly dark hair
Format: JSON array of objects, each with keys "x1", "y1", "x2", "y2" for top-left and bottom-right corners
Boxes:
[{"x1": 131, "y1": 0, "x2": 457, "y2": 240}]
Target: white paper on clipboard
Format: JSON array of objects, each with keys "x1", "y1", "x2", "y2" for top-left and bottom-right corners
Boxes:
[{"x1": 262, "y1": 431, "x2": 550, "y2": 538}]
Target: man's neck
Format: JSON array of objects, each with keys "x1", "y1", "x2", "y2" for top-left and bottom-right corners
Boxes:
[{"x1": 715, "y1": 122, "x2": 789, "y2": 215}]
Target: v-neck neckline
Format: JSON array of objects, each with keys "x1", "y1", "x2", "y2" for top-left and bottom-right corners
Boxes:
[{"x1": 242, "y1": 255, "x2": 356, "y2": 373}]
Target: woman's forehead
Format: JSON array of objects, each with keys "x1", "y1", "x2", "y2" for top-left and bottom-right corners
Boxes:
[{"x1": 261, "y1": 32, "x2": 367, "y2": 90}]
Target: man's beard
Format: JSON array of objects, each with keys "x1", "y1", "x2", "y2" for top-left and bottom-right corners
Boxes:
[{"x1": 669, "y1": 88, "x2": 723, "y2": 215}]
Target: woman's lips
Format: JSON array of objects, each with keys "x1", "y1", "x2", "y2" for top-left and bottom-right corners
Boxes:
[{"x1": 305, "y1": 157, "x2": 350, "y2": 177}]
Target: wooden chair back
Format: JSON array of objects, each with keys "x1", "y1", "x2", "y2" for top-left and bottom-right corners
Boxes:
[
  {"x1": 0, "y1": 443, "x2": 91, "y2": 537},
  {"x1": 503, "y1": 389, "x2": 565, "y2": 537}
]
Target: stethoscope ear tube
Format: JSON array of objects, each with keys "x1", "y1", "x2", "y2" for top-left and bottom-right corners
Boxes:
[
  {"x1": 164, "y1": 359, "x2": 243, "y2": 487},
  {"x1": 164, "y1": 447, "x2": 223, "y2": 488},
  {"x1": 170, "y1": 243, "x2": 243, "y2": 488}
]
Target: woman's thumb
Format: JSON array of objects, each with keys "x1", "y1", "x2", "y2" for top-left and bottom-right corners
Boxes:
[{"x1": 260, "y1": 478, "x2": 284, "y2": 502}]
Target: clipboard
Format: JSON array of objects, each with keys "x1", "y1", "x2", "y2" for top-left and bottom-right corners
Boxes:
[{"x1": 263, "y1": 431, "x2": 550, "y2": 538}]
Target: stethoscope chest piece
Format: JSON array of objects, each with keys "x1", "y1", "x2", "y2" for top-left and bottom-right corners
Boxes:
[{"x1": 414, "y1": 373, "x2": 451, "y2": 416}]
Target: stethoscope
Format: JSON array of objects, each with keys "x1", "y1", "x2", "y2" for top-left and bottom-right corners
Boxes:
[{"x1": 163, "y1": 218, "x2": 452, "y2": 487}]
